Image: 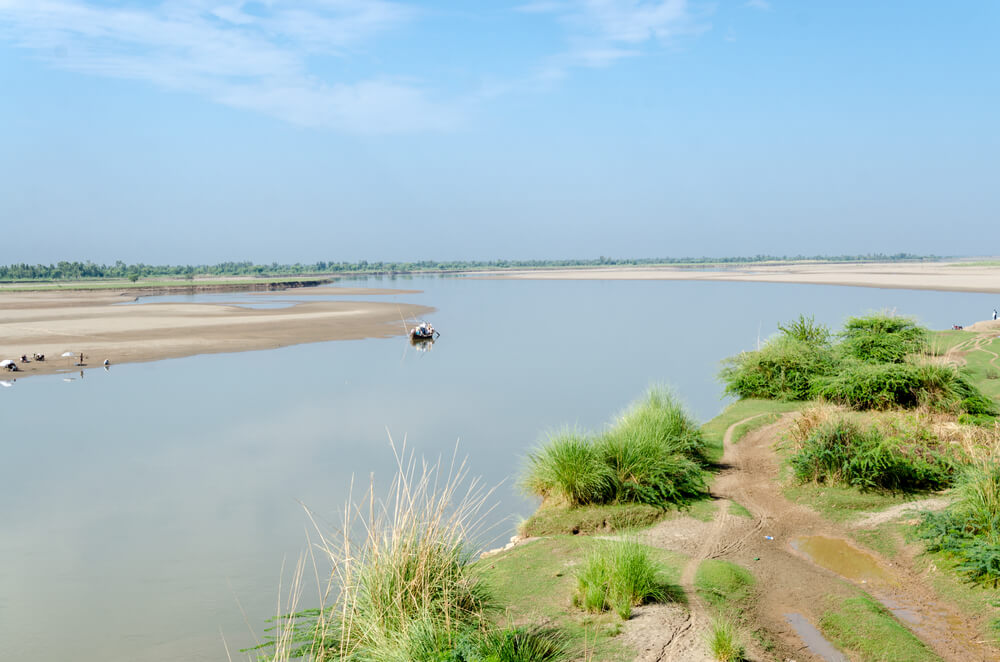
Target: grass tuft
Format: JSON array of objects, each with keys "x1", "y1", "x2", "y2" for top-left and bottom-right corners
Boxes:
[
  {"x1": 707, "y1": 618, "x2": 747, "y2": 662},
  {"x1": 573, "y1": 540, "x2": 670, "y2": 620}
]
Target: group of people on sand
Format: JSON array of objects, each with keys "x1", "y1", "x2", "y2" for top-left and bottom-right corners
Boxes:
[{"x1": 3, "y1": 352, "x2": 110, "y2": 372}]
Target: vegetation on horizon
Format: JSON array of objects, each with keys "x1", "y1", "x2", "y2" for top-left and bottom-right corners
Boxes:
[{"x1": 0, "y1": 253, "x2": 937, "y2": 282}]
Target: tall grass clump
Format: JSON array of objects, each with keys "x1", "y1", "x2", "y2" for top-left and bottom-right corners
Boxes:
[
  {"x1": 522, "y1": 430, "x2": 611, "y2": 506},
  {"x1": 475, "y1": 625, "x2": 568, "y2": 662},
  {"x1": 521, "y1": 387, "x2": 708, "y2": 509},
  {"x1": 917, "y1": 461, "x2": 1000, "y2": 586},
  {"x1": 789, "y1": 415, "x2": 956, "y2": 492},
  {"x1": 258, "y1": 445, "x2": 499, "y2": 662},
  {"x1": 573, "y1": 540, "x2": 668, "y2": 619},
  {"x1": 706, "y1": 618, "x2": 746, "y2": 662}
]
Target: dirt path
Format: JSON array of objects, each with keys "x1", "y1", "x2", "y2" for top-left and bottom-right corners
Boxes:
[{"x1": 634, "y1": 415, "x2": 997, "y2": 662}]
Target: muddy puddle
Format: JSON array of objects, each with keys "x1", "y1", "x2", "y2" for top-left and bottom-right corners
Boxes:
[
  {"x1": 791, "y1": 535, "x2": 987, "y2": 658},
  {"x1": 790, "y1": 535, "x2": 893, "y2": 584},
  {"x1": 784, "y1": 614, "x2": 848, "y2": 662}
]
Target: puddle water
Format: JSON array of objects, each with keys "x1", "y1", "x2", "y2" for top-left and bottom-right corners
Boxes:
[
  {"x1": 791, "y1": 535, "x2": 892, "y2": 584},
  {"x1": 785, "y1": 613, "x2": 848, "y2": 662}
]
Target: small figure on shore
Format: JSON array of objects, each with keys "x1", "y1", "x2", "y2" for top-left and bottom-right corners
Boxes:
[
  {"x1": 20, "y1": 354, "x2": 28, "y2": 363},
  {"x1": 993, "y1": 309, "x2": 997, "y2": 321},
  {"x1": 78, "y1": 352, "x2": 84, "y2": 366},
  {"x1": 33, "y1": 353, "x2": 44, "y2": 361},
  {"x1": 103, "y1": 359, "x2": 110, "y2": 366}
]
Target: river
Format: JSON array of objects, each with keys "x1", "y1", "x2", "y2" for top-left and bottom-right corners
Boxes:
[{"x1": 0, "y1": 276, "x2": 993, "y2": 661}]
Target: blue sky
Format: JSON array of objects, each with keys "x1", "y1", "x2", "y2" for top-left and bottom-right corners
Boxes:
[{"x1": 1, "y1": 1, "x2": 997, "y2": 264}]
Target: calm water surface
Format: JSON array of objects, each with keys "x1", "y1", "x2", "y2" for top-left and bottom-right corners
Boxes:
[{"x1": 1, "y1": 277, "x2": 995, "y2": 661}]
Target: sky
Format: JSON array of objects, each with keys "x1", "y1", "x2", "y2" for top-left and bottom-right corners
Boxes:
[{"x1": 0, "y1": 0, "x2": 997, "y2": 265}]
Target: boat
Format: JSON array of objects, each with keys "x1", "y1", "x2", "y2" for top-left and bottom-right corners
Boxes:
[{"x1": 409, "y1": 321, "x2": 439, "y2": 340}]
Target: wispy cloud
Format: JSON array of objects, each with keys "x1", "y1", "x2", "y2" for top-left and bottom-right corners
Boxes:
[
  {"x1": 522, "y1": 0, "x2": 704, "y2": 79},
  {"x1": 0, "y1": 0, "x2": 457, "y2": 133},
  {"x1": 745, "y1": 0, "x2": 771, "y2": 11}
]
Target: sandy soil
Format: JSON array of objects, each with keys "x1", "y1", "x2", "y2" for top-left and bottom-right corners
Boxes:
[
  {"x1": 485, "y1": 262, "x2": 1000, "y2": 294},
  {"x1": 625, "y1": 416, "x2": 998, "y2": 662},
  {"x1": 0, "y1": 289, "x2": 432, "y2": 380}
]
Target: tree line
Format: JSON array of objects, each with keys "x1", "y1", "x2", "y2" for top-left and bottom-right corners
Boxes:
[{"x1": 0, "y1": 254, "x2": 935, "y2": 282}]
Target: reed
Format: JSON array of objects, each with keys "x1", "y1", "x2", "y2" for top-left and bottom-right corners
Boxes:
[
  {"x1": 706, "y1": 618, "x2": 746, "y2": 662},
  {"x1": 521, "y1": 430, "x2": 612, "y2": 506}
]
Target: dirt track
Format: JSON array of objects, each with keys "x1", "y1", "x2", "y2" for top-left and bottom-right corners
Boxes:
[{"x1": 626, "y1": 416, "x2": 997, "y2": 661}]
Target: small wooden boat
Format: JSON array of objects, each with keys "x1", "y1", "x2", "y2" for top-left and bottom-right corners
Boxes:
[{"x1": 409, "y1": 322, "x2": 439, "y2": 340}]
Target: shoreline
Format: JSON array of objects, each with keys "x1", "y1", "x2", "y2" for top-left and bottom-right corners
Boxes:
[
  {"x1": 477, "y1": 261, "x2": 1000, "y2": 294},
  {"x1": 0, "y1": 288, "x2": 431, "y2": 382}
]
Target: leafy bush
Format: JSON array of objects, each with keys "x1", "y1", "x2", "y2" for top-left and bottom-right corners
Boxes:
[
  {"x1": 720, "y1": 335, "x2": 835, "y2": 401},
  {"x1": 916, "y1": 462, "x2": 1000, "y2": 586},
  {"x1": 476, "y1": 625, "x2": 568, "y2": 662},
  {"x1": 840, "y1": 314, "x2": 927, "y2": 364},
  {"x1": 790, "y1": 417, "x2": 955, "y2": 492},
  {"x1": 777, "y1": 314, "x2": 831, "y2": 347},
  {"x1": 574, "y1": 540, "x2": 668, "y2": 619}
]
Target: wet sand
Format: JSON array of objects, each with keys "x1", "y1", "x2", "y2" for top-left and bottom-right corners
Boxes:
[
  {"x1": 486, "y1": 262, "x2": 1000, "y2": 294},
  {"x1": 0, "y1": 289, "x2": 431, "y2": 380}
]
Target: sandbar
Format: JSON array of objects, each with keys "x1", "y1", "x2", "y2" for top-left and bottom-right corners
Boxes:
[
  {"x1": 484, "y1": 261, "x2": 1000, "y2": 294},
  {"x1": 0, "y1": 289, "x2": 431, "y2": 380}
]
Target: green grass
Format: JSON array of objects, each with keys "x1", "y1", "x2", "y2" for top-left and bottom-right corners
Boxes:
[
  {"x1": 521, "y1": 387, "x2": 708, "y2": 511},
  {"x1": 519, "y1": 498, "x2": 717, "y2": 537},
  {"x1": 706, "y1": 618, "x2": 747, "y2": 662},
  {"x1": 727, "y1": 501, "x2": 753, "y2": 518},
  {"x1": 731, "y1": 412, "x2": 782, "y2": 444},
  {"x1": 476, "y1": 537, "x2": 686, "y2": 661},
  {"x1": 782, "y1": 483, "x2": 927, "y2": 523},
  {"x1": 694, "y1": 560, "x2": 755, "y2": 614},
  {"x1": 819, "y1": 594, "x2": 941, "y2": 662},
  {"x1": 701, "y1": 399, "x2": 805, "y2": 463},
  {"x1": 574, "y1": 539, "x2": 676, "y2": 619}
]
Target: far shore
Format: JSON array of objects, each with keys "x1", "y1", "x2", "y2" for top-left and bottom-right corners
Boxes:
[
  {"x1": 479, "y1": 261, "x2": 1000, "y2": 294},
  {"x1": 0, "y1": 288, "x2": 431, "y2": 381}
]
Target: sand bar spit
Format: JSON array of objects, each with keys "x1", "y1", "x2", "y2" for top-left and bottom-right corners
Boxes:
[
  {"x1": 484, "y1": 262, "x2": 1000, "y2": 294},
  {"x1": 0, "y1": 289, "x2": 431, "y2": 380}
]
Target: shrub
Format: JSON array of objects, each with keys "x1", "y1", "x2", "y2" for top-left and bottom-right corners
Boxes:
[
  {"x1": 840, "y1": 314, "x2": 927, "y2": 364},
  {"x1": 522, "y1": 431, "x2": 612, "y2": 506},
  {"x1": 777, "y1": 314, "x2": 831, "y2": 347},
  {"x1": 916, "y1": 462, "x2": 1000, "y2": 586},
  {"x1": 610, "y1": 386, "x2": 707, "y2": 462},
  {"x1": 720, "y1": 335, "x2": 835, "y2": 401},
  {"x1": 789, "y1": 417, "x2": 955, "y2": 492},
  {"x1": 574, "y1": 540, "x2": 668, "y2": 619}
]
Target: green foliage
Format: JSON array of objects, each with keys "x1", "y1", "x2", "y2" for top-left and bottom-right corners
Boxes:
[
  {"x1": 777, "y1": 314, "x2": 831, "y2": 347},
  {"x1": 707, "y1": 618, "x2": 747, "y2": 662},
  {"x1": 521, "y1": 388, "x2": 708, "y2": 509},
  {"x1": 719, "y1": 336, "x2": 835, "y2": 401},
  {"x1": 720, "y1": 312, "x2": 998, "y2": 415},
  {"x1": 695, "y1": 560, "x2": 755, "y2": 611},
  {"x1": 916, "y1": 463, "x2": 1000, "y2": 586},
  {"x1": 790, "y1": 418, "x2": 955, "y2": 492},
  {"x1": 522, "y1": 431, "x2": 612, "y2": 506},
  {"x1": 840, "y1": 314, "x2": 927, "y2": 364},
  {"x1": 820, "y1": 595, "x2": 939, "y2": 662},
  {"x1": 519, "y1": 503, "x2": 666, "y2": 537},
  {"x1": 573, "y1": 540, "x2": 670, "y2": 619}
]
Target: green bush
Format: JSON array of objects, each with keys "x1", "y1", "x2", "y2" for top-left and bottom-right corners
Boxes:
[
  {"x1": 777, "y1": 314, "x2": 832, "y2": 347},
  {"x1": 707, "y1": 618, "x2": 746, "y2": 662},
  {"x1": 476, "y1": 625, "x2": 568, "y2": 662},
  {"x1": 522, "y1": 431, "x2": 612, "y2": 506},
  {"x1": 790, "y1": 418, "x2": 955, "y2": 492},
  {"x1": 720, "y1": 336, "x2": 835, "y2": 401},
  {"x1": 916, "y1": 462, "x2": 1000, "y2": 586},
  {"x1": 574, "y1": 540, "x2": 668, "y2": 619},
  {"x1": 840, "y1": 314, "x2": 927, "y2": 364}
]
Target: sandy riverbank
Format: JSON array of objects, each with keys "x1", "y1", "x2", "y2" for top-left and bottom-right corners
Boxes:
[
  {"x1": 485, "y1": 262, "x2": 1000, "y2": 294},
  {"x1": 0, "y1": 289, "x2": 431, "y2": 380}
]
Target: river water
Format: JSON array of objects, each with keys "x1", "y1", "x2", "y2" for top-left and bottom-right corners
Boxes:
[{"x1": 0, "y1": 276, "x2": 994, "y2": 661}]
